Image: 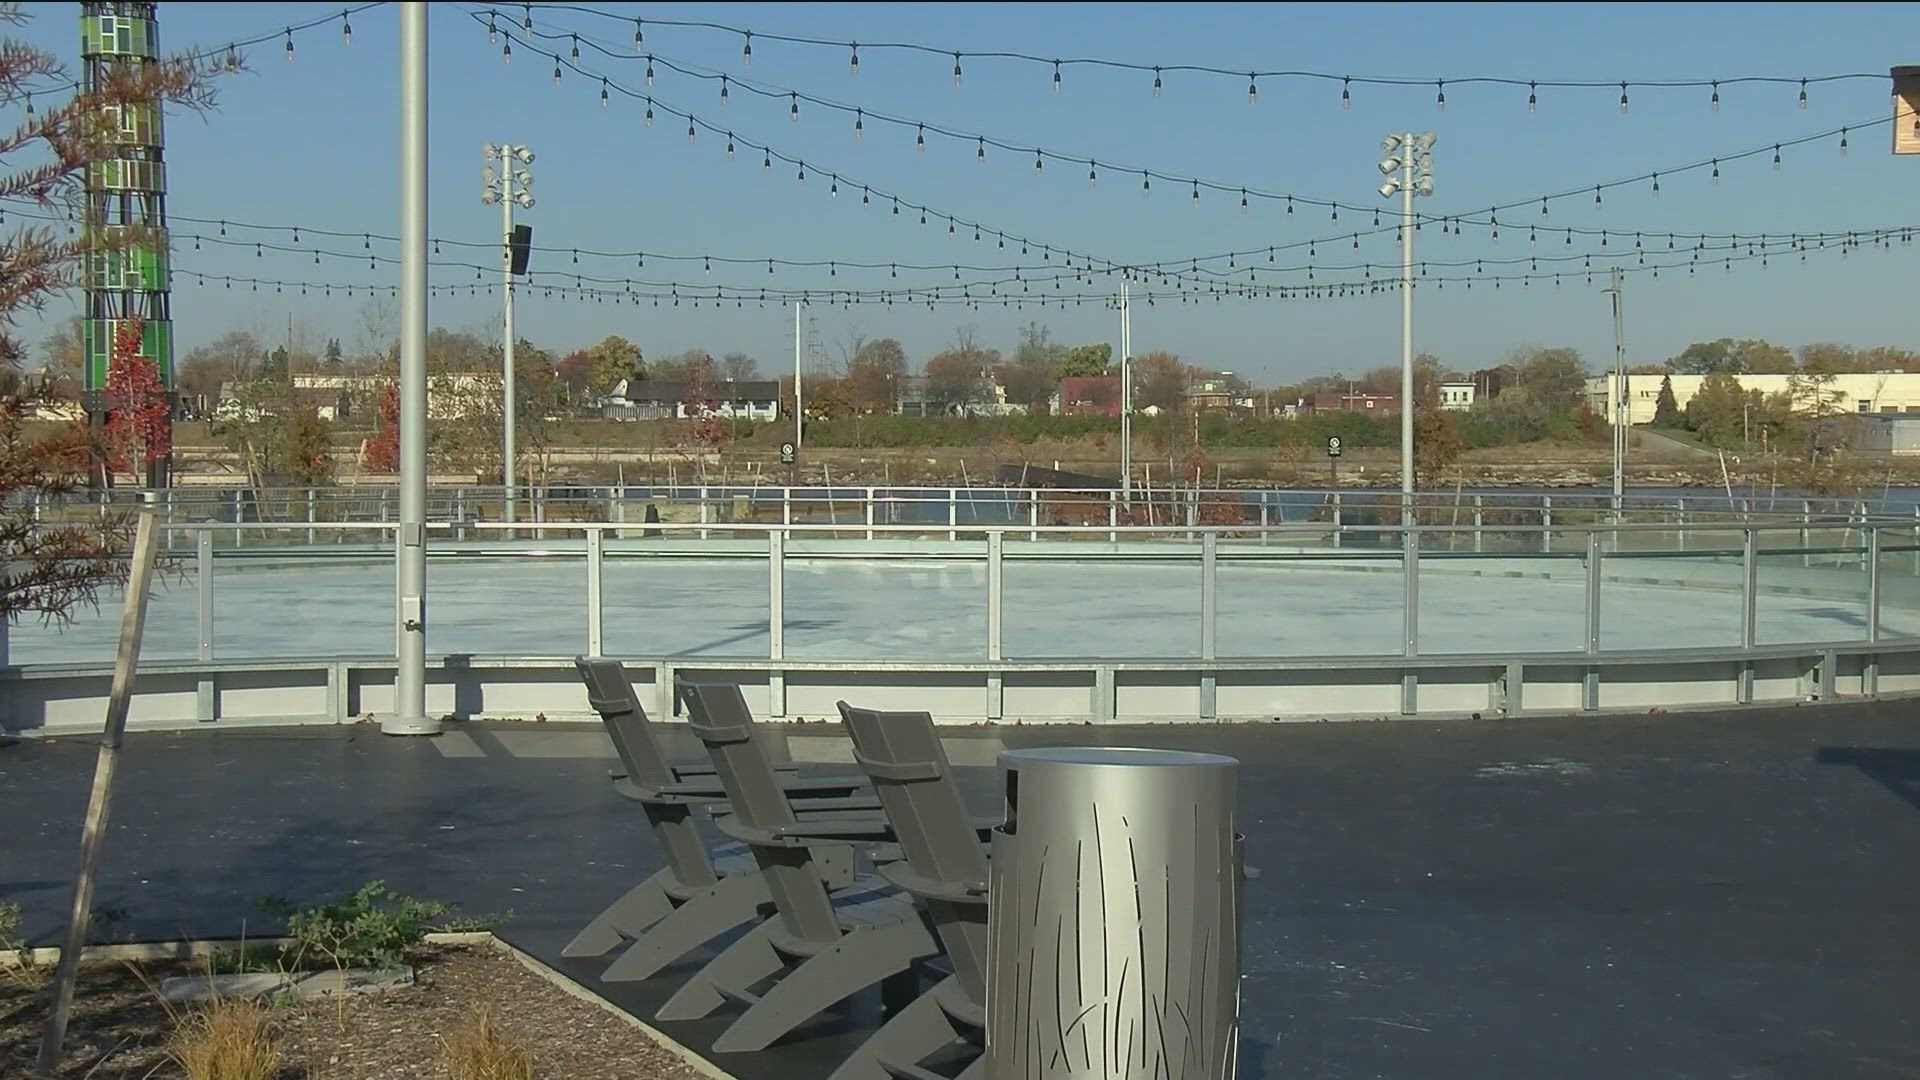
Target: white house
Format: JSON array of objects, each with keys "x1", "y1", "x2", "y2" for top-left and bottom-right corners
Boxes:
[
  {"x1": 1439, "y1": 382, "x2": 1476, "y2": 411},
  {"x1": 606, "y1": 378, "x2": 780, "y2": 421}
]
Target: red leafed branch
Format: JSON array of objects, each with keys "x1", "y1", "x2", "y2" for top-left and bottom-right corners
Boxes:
[
  {"x1": 684, "y1": 353, "x2": 729, "y2": 447},
  {"x1": 365, "y1": 381, "x2": 399, "y2": 472},
  {"x1": 101, "y1": 316, "x2": 170, "y2": 473}
]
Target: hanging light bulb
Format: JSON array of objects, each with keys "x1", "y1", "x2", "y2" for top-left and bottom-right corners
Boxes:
[
  {"x1": 1593, "y1": 186, "x2": 1602, "y2": 206},
  {"x1": 522, "y1": 4, "x2": 532, "y2": 32},
  {"x1": 720, "y1": 76, "x2": 729, "y2": 106},
  {"x1": 1034, "y1": 150, "x2": 1043, "y2": 172},
  {"x1": 1342, "y1": 76, "x2": 1351, "y2": 108},
  {"x1": 1618, "y1": 81, "x2": 1629, "y2": 113},
  {"x1": 789, "y1": 93, "x2": 798, "y2": 121},
  {"x1": 1711, "y1": 158, "x2": 1720, "y2": 184},
  {"x1": 742, "y1": 31, "x2": 752, "y2": 65},
  {"x1": 916, "y1": 124, "x2": 925, "y2": 151},
  {"x1": 953, "y1": 53, "x2": 963, "y2": 86},
  {"x1": 830, "y1": 177, "x2": 839, "y2": 198},
  {"x1": 633, "y1": 18, "x2": 643, "y2": 50},
  {"x1": 1528, "y1": 81, "x2": 1537, "y2": 111},
  {"x1": 341, "y1": 10, "x2": 351, "y2": 45},
  {"x1": 1839, "y1": 127, "x2": 1849, "y2": 155},
  {"x1": 797, "y1": 162, "x2": 805, "y2": 183},
  {"x1": 687, "y1": 120, "x2": 695, "y2": 143},
  {"x1": 1088, "y1": 162, "x2": 1097, "y2": 187},
  {"x1": 978, "y1": 137, "x2": 986, "y2": 164},
  {"x1": 503, "y1": 38, "x2": 511, "y2": 64},
  {"x1": 552, "y1": 54, "x2": 561, "y2": 85},
  {"x1": 1711, "y1": 81, "x2": 1720, "y2": 111},
  {"x1": 601, "y1": 77, "x2": 609, "y2": 107},
  {"x1": 285, "y1": 28, "x2": 294, "y2": 61},
  {"x1": 1053, "y1": 60, "x2": 1062, "y2": 92},
  {"x1": 645, "y1": 98, "x2": 653, "y2": 125},
  {"x1": 1651, "y1": 172, "x2": 1660, "y2": 197},
  {"x1": 1773, "y1": 144, "x2": 1782, "y2": 169},
  {"x1": 849, "y1": 43, "x2": 859, "y2": 75},
  {"x1": 645, "y1": 56, "x2": 653, "y2": 86},
  {"x1": 1798, "y1": 79, "x2": 1808, "y2": 109},
  {"x1": 570, "y1": 35, "x2": 580, "y2": 62},
  {"x1": 1247, "y1": 74, "x2": 1257, "y2": 105},
  {"x1": 854, "y1": 109, "x2": 863, "y2": 138},
  {"x1": 1241, "y1": 188, "x2": 1249, "y2": 213},
  {"x1": 1435, "y1": 80, "x2": 1445, "y2": 111},
  {"x1": 1142, "y1": 171, "x2": 1150, "y2": 195},
  {"x1": 1287, "y1": 196, "x2": 1294, "y2": 218},
  {"x1": 1192, "y1": 181, "x2": 1200, "y2": 207},
  {"x1": 1152, "y1": 66, "x2": 1162, "y2": 97},
  {"x1": 489, "y1": 15, "x2": 497, "y2": 43},
  {"x1": 725, "y1": 133, "x2": 735, "y2": 157}
]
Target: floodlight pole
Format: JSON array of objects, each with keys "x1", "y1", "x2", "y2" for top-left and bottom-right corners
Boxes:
[
  {"x1": 793, "y1": 301, "x2": 804, "y2": 471},
  {"x1": 500, "y1": 144, "x2": 517, "y2": 528},
  {"x1": 1605, "y1": 268, "x2": 1627, "y2": 516},
  {"x1": 1377, "y1": 133, "x2": 1434, "y2": 524},
  {"x1": 386, "y1": 1, "x2": 434, "y2": 736},
  {"x1": 1120, "y1": 279, "x2": 1132, "y2": 504}
]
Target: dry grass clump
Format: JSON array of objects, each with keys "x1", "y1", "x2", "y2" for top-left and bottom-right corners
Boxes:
[
  {"x1": 167, "y1": 996, "x2": 283, "y2": 1080},
  {"x1": 440, "y1": 1005, "x2": 534, "y2": 1080}
]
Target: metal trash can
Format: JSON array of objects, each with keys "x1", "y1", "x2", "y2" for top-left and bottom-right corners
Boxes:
[{"x1": 987, "y1": 746, "x2": 1241, "y2": 1079}]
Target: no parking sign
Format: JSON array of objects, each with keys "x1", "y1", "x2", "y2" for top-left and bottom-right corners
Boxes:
[{"x1": 1326, "y1": 435, "x2": 1343, "y2": 458}]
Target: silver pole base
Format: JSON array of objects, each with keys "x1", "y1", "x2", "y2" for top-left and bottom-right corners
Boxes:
[{"x1": 379, "y1": 715, "x2": 442, "y2": 736}]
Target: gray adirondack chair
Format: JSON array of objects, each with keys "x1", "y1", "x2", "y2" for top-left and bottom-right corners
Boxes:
[
  {"x1": 566, "y1": 657, "x2": 873, "y2": 983},
  {"x1": 828, "y1": 702, "x2": 994, "y2": 1080},
  {"x1": 657, "y1": 679, "x2": 944, "y2": 1053}
]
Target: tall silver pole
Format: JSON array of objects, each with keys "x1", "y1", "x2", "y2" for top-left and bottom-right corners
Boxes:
[
  {"x1": 1400, "y1": 145, "x2": 1415, "y2": 524},
  {"x1": 1120, "y1": 279, "x2": 1132, "y2": 503},
  {"x1": 387, "y1": 2, "x2": 435, "y2": 736},
  {"x1": 1607, "y1": 268, "x2": 1626, "y2": 514},
  {"x1": 501, "y1": 144, "x2": 517, "y2": 528},
  {"x1": 793, "y1": 301, "x2": 804, "y2": 456}
]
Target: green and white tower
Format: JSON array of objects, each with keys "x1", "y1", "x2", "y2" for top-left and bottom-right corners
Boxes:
[{"x1": 79, "y1": 2, "x2": 172, "y2": 486}]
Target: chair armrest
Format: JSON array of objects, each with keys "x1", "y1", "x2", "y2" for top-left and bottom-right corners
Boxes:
[
  {"x1": 767, "y1": 817, "x2": 898, "y2": 842},
  {"x1": 783, "y1": 775, "x2": 870, "y2": 794},
  {"x1": 793, "y1": 796, "x2": 884, "y2": 815}
]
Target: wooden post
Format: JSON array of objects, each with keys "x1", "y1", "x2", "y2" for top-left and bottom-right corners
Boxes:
[{"x1": 37, "y1": 503, "x2": 162, "y2": 1075}]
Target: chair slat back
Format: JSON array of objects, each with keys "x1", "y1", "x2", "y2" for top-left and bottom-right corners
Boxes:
[
  {"x1": 575, "y1": 657, "x2": 677, "y2": 789},
  {"x1": 680, "y1": 679, "x2": 841, "y2": 944},
  {"x1": 838, "y1": 702, "x2": 992, "y2": 1005}
]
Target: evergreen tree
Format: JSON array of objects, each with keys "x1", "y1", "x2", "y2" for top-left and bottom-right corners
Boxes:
[{"x1": 1651, "y1": 374, "x2": 1682, "y2": 427}]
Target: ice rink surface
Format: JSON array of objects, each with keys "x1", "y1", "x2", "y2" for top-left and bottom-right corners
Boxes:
[{"x1": 10, "y1": 550, "x2": 1908, "y2": 665}]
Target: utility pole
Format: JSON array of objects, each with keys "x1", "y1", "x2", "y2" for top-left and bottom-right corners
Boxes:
[
  {"x1": 482, "y1": 143, "x2": 533, "y2": 525},
  {"x1": 1377, "y1": 134, "x2": 1435, "y2": 522},
  {"x1": 387, "y1": 1, "x2": 435, "y2": 736},
  {"x1": 1604, "y1": 268, "x2": 1627, "y2": 514},
  {"x1": 1119, "y1": 279, "x2": 1132, "y2": 504}
]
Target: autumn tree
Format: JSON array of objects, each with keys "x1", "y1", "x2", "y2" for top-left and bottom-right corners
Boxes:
[
  {"x1": 554, "y1": 349, "x2": 593, "y2": 400},
  {"x1": 1651, "y1": 375, "x2": 1682, "y2": 427},
  {"x1": 0, "y1": 3, "x2": 231, "y2": 621},
  {"x1": 683, "y1": 353, "x2": 728, "y2": 447},
  {"x1": 101, "y1": 317, "x2": 169, "y2": 480},
  {"x1": 923, "y1": 350, "x2": 988, "y2": 413},
  {"x1": 1508, "y1": 346, "x2": 1587, "y2": 415},
  {"x1": 178, "y1": 329, "x2": 264, "y2": 397},
  {"x1": 1132, "y1": 351, "x2": 1189, "y2": 412},
  {"x1": 844, "y1": 337, "x2": 906, "y2": 412},
  {"x1": 1412, "y1": 377, "x2": 1463, "y2": 488},
  {"x1": 586, "y1": 334, "x2": 642, "y2": 393},
  {"x1": 1670, "y1": 338, "x2": 1793, "y2": 375}
]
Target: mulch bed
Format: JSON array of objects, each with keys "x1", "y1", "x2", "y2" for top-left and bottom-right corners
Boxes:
[{"x1": 1, "y1": 944, "x2": 709, "y2": 1079}]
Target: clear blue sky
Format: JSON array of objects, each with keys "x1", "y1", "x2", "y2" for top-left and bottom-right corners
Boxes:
[{"x1": 11, "y1": 2, "x2": 1920, "y2": 383}]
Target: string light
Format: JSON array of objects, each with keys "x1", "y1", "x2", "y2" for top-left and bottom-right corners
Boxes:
[
  {"x1": 789, "y1": 92, "x2": 798, "y2": 120},
  {"x1": 1773, "y1": 144, "x2": 1782, "y2": 169},
  {"x1": 570, "y1": 34, "x2": 580, "y2": 62},
  {"x1": 854, "y1": 108, "x2": 863, "y2": 138},
  {"x1": 553, "y1": 54, "x2": 562, "y2": 85},
  {"x1": 1342, "y1": 76, "x2": 1351, "y2": 108},
  {"x1": 1618, "y1": 82, "x2": 1628, "y2": 113},
  {"x1": 953, "y1": 53, "x2": 963, "y2": 86},
  {"x1": 1052, "y1": 60, "x2": 1061, "y2": 92},
  {"x1": 1152, "y1": 66, "x2": 1162, "y2": 97},
  {"x1": 1839, "y1": 127, "x2": 1849, "y2": 155},
  {"x1": 1528, "y1": 81, "x2": 1536, "y2": 111},
  {"x1": 633, "y1": 17, "x2": 642, "y2": 49},
  {"x1": 1248, "y1": 74, "x2": 1257, "y2": 105},
  {"x1": 601, "y1": 77, "x2": 609, "y2": 106},
  {"x1": 742, "y1": 30, "x2": 752, "y2": 65},
  {"x1": 1435, "y1": 80, "x2": 1445, "y2": 111},
  {"x1": 1799, "y1": 79, "x2": 1808, "y2": 108},
  {"x1": 916, "y1": 124, "x2": 925, "y2": 151},
  {"x1": 1711, "y1": 81, "x2": 1719, "y2": 111},
  {"x1": 719, "y1": 75, "x2": 728, "y2": 105},
  {"x1": 341, "y1": 10, "x2": 351, "y2": 45},
  {"x1": 284, "y1": 28, "x2": 294, "y2": 61},
  {"x1": 849, "y1": 43, "x2": 858, "y2": 76}
]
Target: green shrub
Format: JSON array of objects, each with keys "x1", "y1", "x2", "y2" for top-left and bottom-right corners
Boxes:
[{"x1": 258, "y1": 880, "x2": 447, "y2": 970}]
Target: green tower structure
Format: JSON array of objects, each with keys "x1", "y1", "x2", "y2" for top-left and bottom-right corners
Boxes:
[{"x1": 79, "y1": 2, "x2": 173, "y2": 486}]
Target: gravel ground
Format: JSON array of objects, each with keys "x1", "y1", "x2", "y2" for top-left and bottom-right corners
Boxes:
[{"x1": 1, "y1": 944, "x2": 709, "y2": 1079}]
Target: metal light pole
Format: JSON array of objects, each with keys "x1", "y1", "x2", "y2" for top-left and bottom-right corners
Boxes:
[
  {"x1": 482, "y1": 143, "x2": 533, "y2": 526},
  {"x1": 386, "y1": 1, "x2": 435, "y2": 736},
  {"x1": 1378, "y1": 134, "x2": 1435, "y2": 523},
  {"x1": 1604, "y1": 268, "x2": 1627, "y2": 514},
  {"x1": 792, "y1": 301, "x2": 804, "y2": 466},
  {"x1": 1119, "y1": 279, "x2": 1133, "y2": 503}
]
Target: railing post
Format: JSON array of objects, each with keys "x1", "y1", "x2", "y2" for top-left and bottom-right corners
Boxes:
[
  {"x1": 457, "y1": 487, "x2": 468, "y2": 542},
  {"x1": 306, "y1": 488, "x2": 316, "y2": 546},
  {"x1": 1108, "y1": 490, "x2": 1118, "y2": 544},
  {"x1": 197, "y1": 528, "x2": 215, "y2": 721},
  {"x1": 768, "y1": 527, "x2": 785, "y2": 717},
  {"x1": 1740, "y1": 526, "x2": 1757, "y2": 703},
  {"x1": 1540, "y1": 494, "x2": 1552, "y2": 554},
  {"x1": 1868, "y1": 526, "x2": 1882, "y2": 645},
  {"x1": 864, "y1": 486, "x2": 875, "y2": 540},
  {"x1": 1584, "y1": 528, "x2": 1603, "y2": 710},
  {"x1": 1472, "y1": 494, "x2": 1484, "y2": 553},
  {"x1": 1258, "y1": 494, "x2": 1269, "y2": 545},
  {"x1": 233, "y1": 489, "x2": 245, "y2": 548},
  {"x1": 987, "y1": 531, "x2": 1004, "y2": 719},
  {"x1": 1028, "y1": 489, "x2": 1039, "y2": 542},
  {"x1": 782, "y1": 487, "x2": 792, "y2": 527},
  {"x1": 1201, "y1": 531, "x2": 1218, "y2": 719},
  {"x1": 1801, "y1": 499, "x2": 1813, "y2": 569},
  {"x1": 586, "y1": 526, "x2": 604, "y2": 657},
  {"x1": 162, "y1": 489, "x2": 173, "y2": 553},
  {"x1": 948, "y1": 487, "x2": 958, "y2": 541},
  {"x1": 1331, "y1": 491, "x2": 1343, "y2": 549},
  {"x1": 699, "y1": 485, "x2": 710, "y2": 541},
  {"x1": 1401, "y1": 522, "x2": 1419, "y2": 715}
]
